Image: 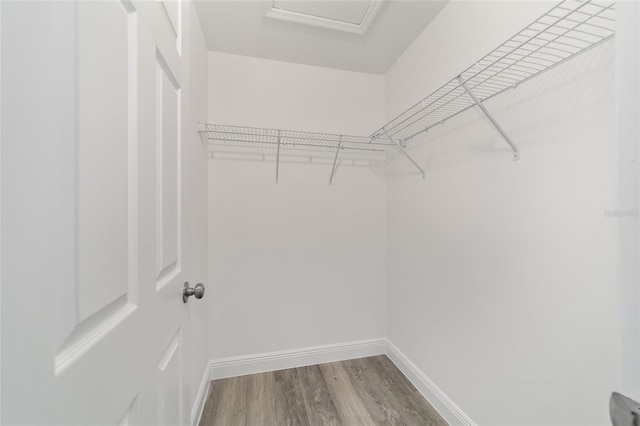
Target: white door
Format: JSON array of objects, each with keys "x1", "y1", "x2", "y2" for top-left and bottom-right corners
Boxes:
[{"x1": 1, "y1": 1, "x2": 195, "y2": 424}]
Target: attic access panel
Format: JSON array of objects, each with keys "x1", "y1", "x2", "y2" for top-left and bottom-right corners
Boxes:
[{"x1": 263, "y1": 0, "x2": 384, "y2": 35}]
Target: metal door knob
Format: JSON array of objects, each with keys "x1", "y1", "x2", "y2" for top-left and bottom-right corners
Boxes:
[{"x1": 183, "y1": 282, "x2": 205, "y2": 303}]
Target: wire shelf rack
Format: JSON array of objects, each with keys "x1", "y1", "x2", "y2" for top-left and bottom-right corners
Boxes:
[
  {"x1": 370, "y1": 0, "x2": 615, "y2": 146},
  {"x1": 200, "y1": 124, "x2": 396, "y2": 183},
  {"x1": 201, "y1": 123, "x2": 394, "y2": 153},
  {"x1": 200, "y1": 0, "x2": 615, "y2": 182}
]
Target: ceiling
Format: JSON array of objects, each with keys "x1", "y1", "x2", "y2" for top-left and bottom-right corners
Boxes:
[{"x1": 194, "y1": 0, "x2": 448, "y2": 74}]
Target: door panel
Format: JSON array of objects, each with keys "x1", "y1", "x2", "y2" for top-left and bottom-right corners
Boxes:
[
  {"x1": 159, "y1": 0, "x2": 181, "y2": 54},
  {"x1": 148, "y1": 1, "x2": 191, "y2": 422},
  {"x1": 77, "y1": 0, "x2": 132, "y2": 322},
  {"x1": 117, "y1": 398, "x2": 139, "y2": 426},
  {"x1": 156, "y1": 51, "x2": 182, "y2": 289},
  {"x1": 157, "y1": 329, "x2": 184, "y2": 426},
  {"x1": 1, "y1": 1, "x2": 193, "y2": 424},
  {"x1": 54, "y1": 2, "x2": 140, "y2": 376}
]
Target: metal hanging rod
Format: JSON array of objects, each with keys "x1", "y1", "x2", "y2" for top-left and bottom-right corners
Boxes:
[
  {"x1": 201, "y1": 123, "x2": 419, "y2": 184},
  {"x1": 201, "y1": 124, "x2": 393, "y2": 152},
  {"x1": 370, "y1": 0, "x2": 615, "y2": 150},
  {"x1": 199, "y1": 0, "x2": 615, "y2": 183},
  {"x1": 200, "y1": 123, "x2": 426, "y2": 183}
]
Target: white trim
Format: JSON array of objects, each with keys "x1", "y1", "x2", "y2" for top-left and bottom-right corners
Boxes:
[
  {"x1": 385, "y1": 340, "x2": 477, "y2": 426},
  {"x1": 0, "y1": 1, "x2": 3, "y2": 421},
  {"x1": 191, "y1": 362, "x2": 212, "y2": 426},
  {"x1": 262, "y1": 0, "x2": 383, "y2": 36},
  {"x1": 209, "y1": 338, "x2": 386, "y2": 380},
  {"x1": 202, "y1": 338, "x2": 474, "y2": 426}
]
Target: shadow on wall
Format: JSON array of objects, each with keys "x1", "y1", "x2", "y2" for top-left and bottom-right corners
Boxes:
[
  {"x1": 386, "y1": 39, "x2": 615, "y2": 177},
  {"x1": 201, "y1": 134, "x2": 392, "y2": 182},
  {"x1": 201, "y1": 127, "x2": 433, "y2": 183}
]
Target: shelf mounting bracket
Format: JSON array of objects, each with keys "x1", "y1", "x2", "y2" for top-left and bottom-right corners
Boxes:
[
  {"x1": 384, "y1": 130, "x2": 426, "y2": 180},
  {"x1": 329, "y1": 136, "x2": 342, "y2": 185},
  {"x1": 275, "y1": 129, "x2": 281, "y2": 183},
  {"x1": 457, "y1": 76, "x2": 519, "y2": 161}
]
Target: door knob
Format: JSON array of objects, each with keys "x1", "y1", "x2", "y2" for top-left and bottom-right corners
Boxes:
[{"x1": 183, "y1": 282, "x2": 205, "y2": 303}]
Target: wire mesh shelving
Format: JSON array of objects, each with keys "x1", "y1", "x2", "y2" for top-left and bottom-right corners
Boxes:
[{"x1": 200, "y1": 0, "x2": 616, "y2": 182}]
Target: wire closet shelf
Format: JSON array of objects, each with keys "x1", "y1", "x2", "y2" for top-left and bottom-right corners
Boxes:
[
  {"x1": 200, "y1": 0, "x2": 615, "y2": 181},
  {"x1": 200, "y1": 125, "x2": 395, "y2": 153}
]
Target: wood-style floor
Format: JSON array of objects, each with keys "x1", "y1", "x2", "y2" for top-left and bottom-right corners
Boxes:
[{"x1": 199, "y1": 355, "x2": 448, "y2": 426}]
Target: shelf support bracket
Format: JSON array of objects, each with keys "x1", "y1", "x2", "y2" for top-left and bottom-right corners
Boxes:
[
  {"x1": 275, "y1": 130, "x2": 281, "y2": 183},
  {"x1": 457, "y1": 76, "x2": 519, "y2": 161},
  {"x1": 329, "y1": 136, "x2": 342, "y2": 185},
  {"x1": 384, "y1": 130, "x2": 426, "y2": 180}
]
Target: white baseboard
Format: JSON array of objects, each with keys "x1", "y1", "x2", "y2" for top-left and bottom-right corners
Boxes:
[
  {"x1": 191, "y1": 362, "x2": 212, "y2": 426},
  {"x1": 202, "y1": 338, "x2": 474, "y2": 426},
  {"x1": 385, "y1": 339, "x2": 476, "y2": 426},
  {"x1": 209, "y1": 338, "x2": 386, "y2": 380}
]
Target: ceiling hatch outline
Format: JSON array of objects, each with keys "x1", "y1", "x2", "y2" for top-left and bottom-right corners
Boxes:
[{"x1": 262, "y1": 0, "x2": 384, "y2": 35}]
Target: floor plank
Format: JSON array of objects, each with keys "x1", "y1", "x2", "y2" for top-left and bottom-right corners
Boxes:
[
  {"x1": 342, "y1": 357, "x2": 403, "y2": 424},
  {"x1": 199, "y1": 379, "x2": 223, "y2": 426},
  {"x1": 369, "y1": 356, "x2": 448, "y2": 426},
  {"x1": 246, "y1": 371, "x2": 277, "y2": 426},
  {"x1": 211, "y1": 375, "x2": 248, "y2": 426},
  {"x1": 318, "y1": 361, "x2": 377, "y2": 425},
  {"x1": 199, "y1": 356, "x2": 448, "y2": 426},
  {"x1": 297, "y1": 365, "x2": 342, "y2": 426},
  {"x1": 274, "y1": 367, "x2": 311, "y2": 426}
]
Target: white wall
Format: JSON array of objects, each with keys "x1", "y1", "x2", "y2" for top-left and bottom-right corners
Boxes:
[
  {"x1": 208, "y1": 52, "x2": 385, "y2": 135},
  {"x1": 207, "y1": 53, "x2": 387, "y2": 359},
  {"x1": 385, "y1": 2, "x2": 619, "y2": 425},
  {"x1": 616, "y1": 0, "x2": 640, "y2": 401},
  {"x1": 186, "y1": 2, "x2": 210, "y2": 423}
]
